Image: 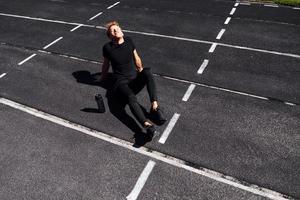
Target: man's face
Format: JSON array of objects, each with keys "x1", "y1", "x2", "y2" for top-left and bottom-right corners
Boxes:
[{"x1": 108, "y1": 25, "x2": 124, "y2": 39}]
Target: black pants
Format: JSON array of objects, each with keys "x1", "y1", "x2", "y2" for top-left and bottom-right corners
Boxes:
[{"x1": 114, "y1": 68, "x2": 157, "y2": 125}]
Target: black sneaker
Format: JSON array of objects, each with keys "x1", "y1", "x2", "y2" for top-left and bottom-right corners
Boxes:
[
  {"x1": 146, "y1": 125, "x2": 159, "y2": 139},
  {"x1": 150, "y1": 107, "x2": 167, "y2": 126}
]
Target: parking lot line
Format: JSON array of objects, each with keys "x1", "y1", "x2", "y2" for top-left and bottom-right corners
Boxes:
[
  {"x1": 216, "y1": 29, "x2": 226, "y2": 40},
  {"x1": 107, "y1": 1, "x2": 120, "y2": 9},
  {"x1": 209, "y1": 43, "x2": 217, "y2": 53},
  {"x1": 70, "y1": 24, "x2": 83, "y2": 32},
  {"x1": 264, "y1": 4, "x2": 279, "y2": 7},
  {"x1": 159, "y1": 113, "x2": 181, "y2": 144},
  {"x1": 1, "y1": 12, "x2": 299, "y2": 59},
  {"x1": 126, "y1": 160, "x2": 156, "y2": 200},
  {"x1": 0, "y1": 97, "x2": 292, "y2": 199},
  {"x1": 42, "y1": 36, "x2": 63, "y2": 49},
  {"x1": 197, "y1": 59, "x2": 209, "y2": 74},
  {"x1": 224, "y1": 17, "x2": 231, "y2": 24},
  {"x1": 0, "y1": 73, "x2": 7, "y2": 79},
  {"x1": 182, "y1": 84, "x2": 196, "y2": 101},
  {"x1": 88, "y1": 12, "x2": 103, "y2": 21},
  {"x1": 18, "y1": 54, "x2": 37, "y2": 65},
  {"x1": 230, "y1": 7, "x2": 236, "y2": 15}
]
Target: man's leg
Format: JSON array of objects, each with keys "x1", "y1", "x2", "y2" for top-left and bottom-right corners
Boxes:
[
  {"x1": 116, "y1": 82, "x2": 147, "y2": 126},
  {"x1": 130, "y1": 68, "x2": 157, "y2": 105}
]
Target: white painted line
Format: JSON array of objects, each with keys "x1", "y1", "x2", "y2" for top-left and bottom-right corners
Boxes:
[
  {"x1": 234, "y1": 3, "x2": 239, "y2": 6},
  {"x1": 156, "y1": 75, "x2": 270, "y2": 101},
  {"x1": 284, "y1": 102, "x2": 296, "y2": 106},
  {"x1": 0, "y1": 73, "x2": 7, "y2": 79},
  {"x1": 264, "y1": 4, "x2": 279, "y2": 7},
  {"x1": 70, "y1": 24, "x2": 83, "y2": 32},
  {"x1": 240, "y1": 2, "x2": 251, "y2": 5},
  {"x1": 159, "y1": 113, "x2": 180, "y2": 144},
  {"x1": 126, "y1": 160, "x2": 156, "y2": 200},
  {"x1": 224, "y1": 17, "x2": 231, "y2": 24},
  {"x1": 197, "y1": 59, "x2": 209, "y2": 74},
  {"x1": 293, "y1": 7, "x2": 300, "y2": 10},
  {"x1": 230, "y1": 7, "x2": 236, "y2": 15},
  {"x1": 88, "y1": 12, "x2": 103, "y2": 21},
  {"x1": 43, "y1": 37, "x2": 63, "y2": 49},
  {"x1": 209, "y1": 43, "x2": 217, "y2": 53},
  {"x1": 107, "y1": 1, "x2": 120, "y2": 9},
  {"x1": 0, "y1": 97, "x2": 292, "y2": 200},
  {"x1": 1, "y1": 12, "x2": 300, "y2": 59},
  {"x1": 182, "y1": 84, "x2": 196, "y2": 102},
  {"x1": 216, "y1": 29, "x2": 226, "y2": 40},
  {"x1": 18, "y1": 54, "x2": 37, "y2": 65}
]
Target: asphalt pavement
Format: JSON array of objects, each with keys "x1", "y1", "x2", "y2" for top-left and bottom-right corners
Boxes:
[{"x1": 0, "y1": 0, "x2": 299, "y2": 199}]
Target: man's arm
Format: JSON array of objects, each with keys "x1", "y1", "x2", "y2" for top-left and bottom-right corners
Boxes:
[
  {"x1": 100, "y1": 57, "x2": 110, "y2": 81},
  {"x1": 133, "y1": 49, "x2": 143, "y2": 72}
]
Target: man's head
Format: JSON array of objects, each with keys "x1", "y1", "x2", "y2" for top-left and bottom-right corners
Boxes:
[{"x1": 105, "y1": 21, "x2": 124, "y2": 40}]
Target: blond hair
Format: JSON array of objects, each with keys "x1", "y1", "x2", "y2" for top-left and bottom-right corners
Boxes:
[{"x1": 105, "y1": 21, "x2": 120, "y2": 37}]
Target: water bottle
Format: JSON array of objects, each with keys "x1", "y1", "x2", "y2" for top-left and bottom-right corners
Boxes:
[{"x1": 95, "y1": 94, "x2": 105, "y2": 113}]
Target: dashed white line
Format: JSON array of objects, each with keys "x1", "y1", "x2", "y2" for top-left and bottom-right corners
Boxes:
[
  {"x1": 234, "y1": 3, "x2": 239, "y2": 7},
  {"x1": 182, "y1": 84, "x2": 196, "y2": 102},
  {"x1": 159, "y1": 113, "x2": 180, "y2": 144},
  {"x1": 293, "y1": 7, "x2": 300, "y2": 10},
  {"x1": 230, "y1": 7, "x2": 236, "y2": 15},
  {"x1": 284, "y1": 102, "x2": 296, "y2": 106},
  {"x1": 126, "y1": 160, "x2": 156, "y2": 200},
  {"x1": 70, "y1": 24, "x2": 83, "y2": 32},
  {"x1": 0, "y1": 97, "x2": 293, "y2": 199},
  {"x1": 43, "y1": 37, "x2": 63, "y2": 49},
  {"x1": 1, "y1": 12, "x2": 300, "y2": 59},
  {"x1": 209, "y1": 43, "x2": 217, "y2": 53},
  {"x1": 240, "y1": 2, "x2": 251, "y2": 5},
  {"x1": 264, "y1": 4, "x2": 279, "y2": 7},
  {"x1": 224, "y1": 17, "x2": 231, "y2": 24},
  {"x1": 88, "y1": 12, "x2": 103, "y2": 21},
  {"x1": 107, "y1": 1, "x2": 120, "y2": 9},
  {"x1": 18, "y1": 54, "x2": 37, "y2": 65},
  {"x1": 197, "y1": 59, "x2": 209, "y2": 74},
  {"x1": 0, "y1": 73, "x2": 7, "y2": 79},
  {"x1": 216, "y1": 29, "x2": 226, "y2": 40}
]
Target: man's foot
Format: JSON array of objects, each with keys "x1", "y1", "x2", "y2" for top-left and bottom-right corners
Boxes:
[
  {"x1": 145, "y1": 124, "x2": 160, "y2": 139},
  {"x1": 150, "y1": 107, "x2": 167, "y2": 126}
]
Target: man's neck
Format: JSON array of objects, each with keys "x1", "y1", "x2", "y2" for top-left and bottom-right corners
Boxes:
[{"x1": 113, "y1": 37, "x2": 124, "y2": 44}]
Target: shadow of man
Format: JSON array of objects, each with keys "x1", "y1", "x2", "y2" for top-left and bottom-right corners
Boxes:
[{"x1": 72, "y1": 70, "x2": 152, "y2": 147}]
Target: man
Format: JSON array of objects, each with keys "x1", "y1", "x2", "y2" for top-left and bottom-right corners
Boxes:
[{"x1": 100, "y1": 21, "x2": 167, "y2": 138}]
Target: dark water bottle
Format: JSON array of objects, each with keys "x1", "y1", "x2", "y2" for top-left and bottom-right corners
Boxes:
[{"x1": 95, "y1": 94, "x2": 105, "y2": 113}]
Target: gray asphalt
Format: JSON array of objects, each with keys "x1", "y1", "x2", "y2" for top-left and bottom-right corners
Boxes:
[{"x1": 0, "y1": 0, "x2": 299, "y2": 199}]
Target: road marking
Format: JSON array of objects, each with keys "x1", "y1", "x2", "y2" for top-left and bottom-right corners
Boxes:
[
  {"x1": 230, "y1": 7, "x2": 236, "y2": 15},
  {"x1": 224, "y1": 17, "x2": 231, "y2": 24},
  {"x1": 182, "y1": 84, "x2": 196, "y2": 102},
  {"x1": 0, "y1": 73, "x2": 7, "y2": 79},
  {"x1": 1, "y1": 12, "x2": 300, "y2": 59},
  {"x1": 88, "y1": 12, "x2": 103, "y2": 21},
  {"x1": 70, "y1": 24, "x2": 83, "y2": 32},
  {"x1": 0, "y1": 97, "x2": 292, "y2": 200},
  {"x1": 18, "y1": 54, "x2": 37, "y2": 65},
  {"x1": 216, "y1": 29, "x2": 226, "y2": 40},
  {"x1": 234, "y1": 3, "x2": 239, "y2": 6},
  {"x1": 209, "y1": 43, "x2": 217, "y2": 53},
  {"x1": 284, "y1": 102, "x2": 296, "y2": 106},
  {"x1": 197, "y1": 59, "x2": 209, "y2": 74},
  {"x1": 293, "y1": 7, "x2": 300, "y2": 10},
  {"x1": 126, "y1": 160, "x2": 156, "y2": 200},
  {"x1": 159, "y1": 113, "x2": 180, "y2": 144},
  {"x1": 264, "y1": 4, "x2": 279, "y2": 7},
  {"x1": 240, "y1": 2, "x2": 251, "y2": 5},
  {"x1": 107, "y1": 1, "x2": 120, "y2": 9},
  {"x1": 43, "y1": 37, "x2": 63, "y2": 49}
]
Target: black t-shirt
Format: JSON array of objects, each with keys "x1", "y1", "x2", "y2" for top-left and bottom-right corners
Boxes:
[{"x1": 103, "y1": 36, "x2": 137, "y2": 79}]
